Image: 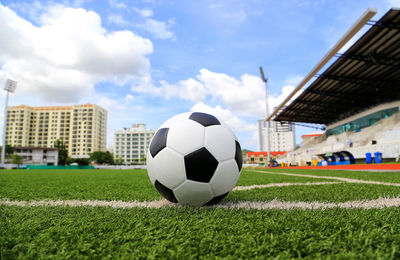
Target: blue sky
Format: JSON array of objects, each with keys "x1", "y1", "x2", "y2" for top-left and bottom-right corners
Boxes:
[{"x1": 0, "y1": 0, "x2": 398, "y2": 150}]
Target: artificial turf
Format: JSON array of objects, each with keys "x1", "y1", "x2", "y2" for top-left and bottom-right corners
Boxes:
[
  {"x1": 1, "y1": 168, "x2": 400, "y2": 258},
  {"x1": 260, "y1": 168, "x2": 400, "y2": 183},
  {"x1": 236, "y1": 169, "x2": 337, "y2": 186},
  {"x1": 1, "y1": 206, "x2": 400, "y2": 259},
  {"x1": 229, "y1": 183, "x2": 400, "y2": 203},
  {"x1": 0, "y1": 169, "x2": 336, "y2": 201}
]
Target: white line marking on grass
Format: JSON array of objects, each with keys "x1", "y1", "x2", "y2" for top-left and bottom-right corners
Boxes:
[
  {"x1": 250, "y1": 170, "x2": 400, "y2": 187},
  {"x1": 2, "y1": 197, "x2": 400, "y2": 210},
  {"x1": 233, "y1": 182, "x2": 342, "y2": 191},
  {"x1": 216, "y1": 197, "x2": 400, "y2": 210},
  {"x1": 0, "y1": 199, "x2": 175, "y2": 209}
]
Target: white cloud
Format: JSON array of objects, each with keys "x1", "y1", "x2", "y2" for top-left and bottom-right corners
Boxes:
[
  {"x1": 161, "y1": 78, "x2": 207, "y2": 102},
  {"x1": 108, "y1": 0, "x2": 127, "y2": 9},
  {"x1": 131, "y1": 68, "x2": 298, "y2": 119},
  {"x1": 8, "y1": 1, "x2": 46, "y2": 24},
  {"x1": 190, "y1": 102, "x2": 256, "y2": 133},
  {"x1": 268, "y1": 85, "x2": 297, "y2": 111},
  {"x1": 207, "y1": 1, "x2": 264, "y2": 27},
  {"x1": 195, "y1": 69, "x2": 266, "y2": 116},
  {"x1": 138, "y1": 18, "x2": 176, "y2": 40},
  {"x1": 109, "y1": 6, "x2": 175, "y2": 40},
  {"x1": 285, "y1": 75, "x2": 303, "y2": 86},
  {"x1": 141, "y1": 9, "x2": 154, "y2": 17},
  {"x1": 0, "y1": 4, "x2": 153, "y2": 103},
  {"x1": 108, "y1": 14, "x2": 128, "y2": 26},
  {"x1": 97, "y1": 97, "x2": 125, "y2": 110},
  {"x1": 131, "y1": 77, "x2": 207, "y2": 102},
  {"x1": 209, "y1": 3, "x2": 248, "y2": 23},
  {"x1": 95, "y1": 95, "x2": 142, "y2": 112},
  {"x1": 387, "y1": 0, "x2": 400, "y2": 6},
  {"x1": 72, "y1": 0, "x2": 91, "y2": 7},
  {"x1": 133, "y1": 7, "x2": 154, "y2": 17},
  {"x1": 124, "y1": 94, "x2": 134, "y2": 103}
]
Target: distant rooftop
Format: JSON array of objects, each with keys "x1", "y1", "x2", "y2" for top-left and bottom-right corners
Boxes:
[
  {"x1": 116, "y1": 123, "x2": 155, "y2": 133},
  {"x1": 9, "y1": 103, "x2": 103, "y2": 111},
  {"x1": 301, "y1": 132, "x2": 324, "y2": 138},
  {"x1": 247, "y1": 151, "x2": 287, "y2": 157}
]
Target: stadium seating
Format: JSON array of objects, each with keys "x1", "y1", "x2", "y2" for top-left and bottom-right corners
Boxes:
[{"x1": 286, "y1": 111, "x2": 400, "y2": 166}]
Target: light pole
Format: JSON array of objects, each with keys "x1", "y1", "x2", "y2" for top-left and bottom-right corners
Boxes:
[
  {"x1": 2, "y1": 79, "x2": 17, "y2": 166},
  {"x1": 259, "y1": 67, "x2": 271, "y2": 167}
]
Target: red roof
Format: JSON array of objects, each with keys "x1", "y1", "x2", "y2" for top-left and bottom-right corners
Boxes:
[
  {"x1": 247, "y1": 151, "x2": 287, "y2": 157},
  {"x1": 301, "y1": 133, "x2": 323, "y2": 138}
]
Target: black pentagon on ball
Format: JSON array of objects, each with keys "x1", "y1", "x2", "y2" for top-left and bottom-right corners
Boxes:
[
  {"x1": 189, "y1": 112, "x2": 221, "y2": 127},
  {"x1": 154, "y1": 180, "x2": 178, "y2": 203},
  {"x1": 184, "y1": 147, "x2": 219, "y2": 183},
  {"x1": 235, "y1": 140, "x2": 243, "y2": 172},
  {"x1": 205, "y1": 192, "x2": 229, "y2": 206},
  {"x1": 149, "y1": 128, "x2": 169, "y2": 158}
]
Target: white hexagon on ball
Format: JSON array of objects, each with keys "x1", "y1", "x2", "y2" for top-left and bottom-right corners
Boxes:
[
  {"x1": 209, "y1": 159, "x2": 240, "y2": 197},
  {"x1": 173, "y1": 180, "x2": 214, "y2": 207},
  {"x1": 147, "y1": 111, "x2": 243, "y2": 207},
  {"x1": 147, "y1": 147, "x2": 186, "y2": 189},
  {"x1": 204, "y1": 125, "x2": 236, "y2": 162},
  {"x1": 167, "y1": 119, "x2": 205, "y2": 155},
  {"x1": 221, "y1": 120, "x2": 238, "y2": 141}
]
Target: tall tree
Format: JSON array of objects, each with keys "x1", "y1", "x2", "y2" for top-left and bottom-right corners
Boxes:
[
  {"x1": 0, "y1": 144, "x2": 15, "y2": 158},
  {"x1": 10, "y1": 154, "x2": 23, "y2": 165},
  {"x1": 90, "y1": 151, "x2": 114, "y2": 165},
  {"x1": 54, "y1": 139, "x2": 69, "y2": 165},
  {"x1": 114, "y1": 155, "x2": 124, "y2": 165},
  {"x1": 72, "y1": 158, "x2": 90, "y2": 166},
  {"x1": 140, "y1": 155, "x2": 146, "y2": 164}
]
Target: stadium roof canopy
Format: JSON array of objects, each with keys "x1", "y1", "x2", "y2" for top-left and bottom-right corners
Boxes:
[{"x1": 273, "y1": 8, "x2": 400, "y2": 125}]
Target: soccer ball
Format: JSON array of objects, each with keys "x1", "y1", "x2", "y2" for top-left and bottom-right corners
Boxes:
[{"x1": 147, "y1": 112, "x2": 243, "y2": 207}]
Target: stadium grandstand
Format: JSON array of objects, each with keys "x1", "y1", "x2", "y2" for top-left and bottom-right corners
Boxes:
[{"x1": 268, "y1": 8, "x2": 400, "y2": 166}]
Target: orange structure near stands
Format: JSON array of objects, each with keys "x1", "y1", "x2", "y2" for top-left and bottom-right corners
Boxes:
[{"x1": 247, "y1": 151, "x2": 286, "y2": 164}]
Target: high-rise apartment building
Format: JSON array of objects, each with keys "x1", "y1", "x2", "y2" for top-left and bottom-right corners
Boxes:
[
  {"x1": 6, "y1": 103, "x2": 107, "y2": 157},
  {"x1": 114, "y1": 124, "x2": 155, "y2": 164},
  {"x1": 257, "y1": 120, "x2": 296, "y2": 152}
]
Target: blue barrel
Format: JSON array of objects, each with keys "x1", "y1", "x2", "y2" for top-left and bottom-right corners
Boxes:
[
  {"x1": 366, "y1": 153, "x2": 372, "y2": 164},
  {"x1": 374, "y1": 152, "x2": 382, "y2": 163}
]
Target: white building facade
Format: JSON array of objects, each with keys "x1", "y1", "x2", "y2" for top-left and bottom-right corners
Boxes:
[
  {"x1": 257, "y1": 120, "x2": 296, "y2": 152},
  {"x1": 14, "y1": 147, "x2": 59, "y2": 165},
  {"x1": 6, "y1": 103, "x2": 107, "y2": 158},
  {"x1": 114, "y1": 124, "x2": 155, "y2": 164}
]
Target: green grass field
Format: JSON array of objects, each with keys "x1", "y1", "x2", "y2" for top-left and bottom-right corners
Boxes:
[{"x1": 1, "y1": 168, "x2": 400, "y2": 258}]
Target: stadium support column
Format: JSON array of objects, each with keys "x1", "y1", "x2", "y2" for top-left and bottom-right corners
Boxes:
[
  {"x1": 259, "y1": 67, "x2": 271, "y2": 166},
  {"x1": 1, "y1": 79, "x2": 17, "y2": 166}
]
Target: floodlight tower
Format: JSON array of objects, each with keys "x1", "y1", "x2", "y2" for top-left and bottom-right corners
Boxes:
[
  {"x1": 259, "y1": 67, "x2": 271, "y2": 166},
  {"x1": 1, "y1": 79, "x2": 17, "y2": 166}
]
